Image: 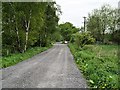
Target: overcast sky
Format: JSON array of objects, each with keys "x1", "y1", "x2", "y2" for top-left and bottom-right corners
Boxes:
[{"x1": 56, "y1": 0, "x2": 120, "y2": 27}]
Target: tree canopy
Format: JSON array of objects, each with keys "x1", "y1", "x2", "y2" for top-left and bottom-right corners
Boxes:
[
  {"x1": 87, "y1": 4, "x2": 120, "y2": 44},
  {"x1": 59, "y1": 22, "x2": 79, "y2": 41},
  {"x1": 2, "y1": 2, "x2": 61, "y2": 56}
]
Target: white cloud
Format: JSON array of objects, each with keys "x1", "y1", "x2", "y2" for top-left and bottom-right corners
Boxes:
[{"x1": 56, "y1": 0, "x2": 120, "y2": 27}]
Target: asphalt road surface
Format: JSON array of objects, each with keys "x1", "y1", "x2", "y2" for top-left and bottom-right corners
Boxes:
[{"x1": 2, "y1": 44, "x2": 88, "y2": 88}]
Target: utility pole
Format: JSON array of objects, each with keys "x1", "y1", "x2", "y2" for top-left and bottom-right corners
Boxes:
[
  {"x1": 83, "y1": 17, "x2": 86, "y2": 32},
  {"x1": 118, "y1": 1, "x2": 120, "y2": 8}
]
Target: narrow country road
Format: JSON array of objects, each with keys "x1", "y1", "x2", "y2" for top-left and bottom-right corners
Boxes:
[{"x1": 2, "y1": 44, "x2": 88, "y2": 88}]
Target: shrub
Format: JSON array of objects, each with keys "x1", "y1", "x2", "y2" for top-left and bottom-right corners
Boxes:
[{"x1": 72, "y1": 32, "x2": 95, "y2": 48}]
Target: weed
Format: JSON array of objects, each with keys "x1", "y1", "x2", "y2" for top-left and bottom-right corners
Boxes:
[{"x1": 69, "y1": 43, "x2": 119, "y2": 88}]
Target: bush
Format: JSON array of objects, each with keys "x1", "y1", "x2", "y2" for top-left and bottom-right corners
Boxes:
[{"x1": 72, "y1": 32, "x2": 95, "y2": 48}]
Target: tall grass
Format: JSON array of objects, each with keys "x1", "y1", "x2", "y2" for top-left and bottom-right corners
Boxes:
[
  {"x1": 1, "y1": 46, "x2": 51, "y2": 68},
  {"x1": 69, "y1": 43, "x2": 119, "y2": 88}
]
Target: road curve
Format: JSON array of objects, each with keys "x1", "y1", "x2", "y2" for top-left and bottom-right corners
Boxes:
[{"x1": 2, "y1": 44, "x2": 88, "y2": 88}]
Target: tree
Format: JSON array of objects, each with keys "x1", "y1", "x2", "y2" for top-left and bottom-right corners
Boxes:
[
  {"x1": 59, "y1": 22, "x2": 79, "y2": 42},
  {"x1": 87, "y1": 13, "x2": 102, "y2": 42},
  {"x1": 2, "y1": 2, "x2": 61, "y2": 56},
  {"x1": 43, "y1": 2, "x2": 59, "y2": 46},
  {"x1": 87, "y1": 4, "x2": 119, "y2": 44}
]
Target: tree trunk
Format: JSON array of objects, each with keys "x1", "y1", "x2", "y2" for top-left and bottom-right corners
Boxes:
[
  {"x1": 12, "y1": 4, "x2": 21, "y2": 53},
  {"x1": 38, "y1": 31, "x2": 41, "y2": 47},
  {"x1": 16, "y1": 27, "x2": 21, "y2": 52},
  {"x1": 24, "y1": 31, "x2": 29, "y2": 52},
  {"x1": 24, "y1": 20, "x2": 30, "y2": 52},
  {"x1": 24, "y1": 10, "x2": 32, "y2": 52},
  {"x1": 15, "y1": 16, "x2": 21, "y2": 52}
]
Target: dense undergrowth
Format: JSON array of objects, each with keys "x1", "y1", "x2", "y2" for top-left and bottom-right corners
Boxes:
[
  {"x1": 1, "y1": 46, "x2": 51, "y2": 68},
  {"x1": 69, "y1": 43, "x2": 119, "y2": 89}
]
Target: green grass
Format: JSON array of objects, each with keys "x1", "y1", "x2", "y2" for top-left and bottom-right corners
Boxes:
[
  {"x1": 69, "y1": 43, "x2": 119, "y2": 89},
  {"x1": 1, "y1": 46, "x2": 51, "y2": 68}
]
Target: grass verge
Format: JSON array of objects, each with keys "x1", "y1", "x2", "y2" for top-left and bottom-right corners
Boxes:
[
  {"x1": 1, "y1": 46, "x2": 52, "y2": 68},
  {"x1": 68, "y1": 43, "x2": 119, "y2": 88}
]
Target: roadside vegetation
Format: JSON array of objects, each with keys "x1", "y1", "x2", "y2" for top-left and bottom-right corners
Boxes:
[
  {"x1": 69, "y1": 44, "x2": 119, "y2": 88},
  {"x1": 1, "y1": 1, "x2": 61, "y2": 68},
  {"x1": 59, "y1": 4, "x2": 119, "y2": 89},
  {"x1": 1, "y1": 46, "x2": 51, "y2": 68}
]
